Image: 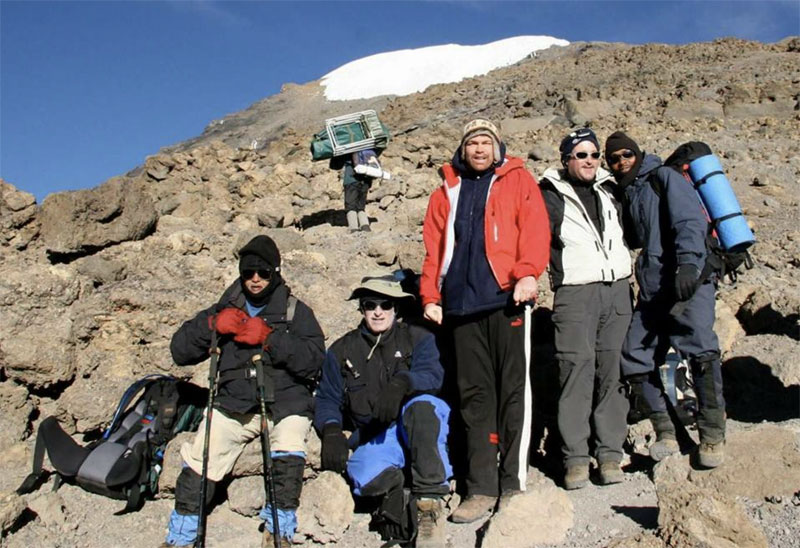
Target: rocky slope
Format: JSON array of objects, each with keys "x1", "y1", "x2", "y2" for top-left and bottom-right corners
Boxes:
[{"x1": 1, "y1": 37, "x2": 799, "y2": 547}]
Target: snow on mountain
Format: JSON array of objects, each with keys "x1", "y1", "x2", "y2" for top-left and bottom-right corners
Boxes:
[{"x1": 321, "y1": 36, "x2": 569, "y2": 101}]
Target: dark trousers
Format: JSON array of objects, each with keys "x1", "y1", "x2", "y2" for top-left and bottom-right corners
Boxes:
[
  {"x1": 451, "y1": 305, "x2": 531, "y2": 497},
  {"x1": 344, "y1": 179, "x2": 371, "y2": 211},
  {"x1": 553, "y1": 280, "x2": 632, "y2": 467},
  {"x1": 621, "y1": 281, "x2": 725, "y2": 442}
]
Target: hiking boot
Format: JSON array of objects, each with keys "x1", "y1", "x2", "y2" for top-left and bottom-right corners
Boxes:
[
  {"x1": 697, "y1": 441, "x2": 725, "y2": 468},
  {"x1": 649, "y1": 438, "x2": 680, "y2": 462},
  {"x1": 598, "y1": 462, "x2": 624, "y2": 485},
  {"x1": 449, "y1": 494, "x2": 496, "y2": 523},
  {"x1": 649, "y1": 411, "x2": 679, "y2": 462},
  {"x1": 563, "y1": 465, "x2": 590, "y2": 490},
  {"x1": 496, "y1": 489, "x2": 523, "y2": 512},
  {"x1": 415, "y1": 497, "x2": 446, "y2": 548},
  {"x1": 360, "y1": 224, "x2": 371, "y2": 232}
]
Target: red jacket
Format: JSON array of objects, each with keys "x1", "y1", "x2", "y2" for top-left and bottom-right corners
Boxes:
[{"x1": 420, "y1": 156, "x2": 551, "y2": 307}]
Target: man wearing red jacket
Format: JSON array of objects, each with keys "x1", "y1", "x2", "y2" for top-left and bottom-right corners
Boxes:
[{"x1": 420, "y1": 119, "x2": 550, "y2": 523}]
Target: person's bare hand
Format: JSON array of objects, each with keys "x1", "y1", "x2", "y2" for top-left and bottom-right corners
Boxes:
[
  {"x1": 513, "y1": 276, "x2": 538, "y2": 305},
  {"x1": 423, "y1": 303, "x2": 443, "y2": 325}
]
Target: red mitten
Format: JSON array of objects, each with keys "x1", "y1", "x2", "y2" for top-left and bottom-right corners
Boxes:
[
  {"x1": 234, "y1": 316, "x2": 273, "y2": 346},
  {"x1": 210, "y1": 308, "x2": 249, "y2": 335}
]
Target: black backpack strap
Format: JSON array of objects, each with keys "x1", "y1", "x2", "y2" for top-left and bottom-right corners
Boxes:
[
  {"x1": 152, "y1": 379, "x2": 180, "y2": 443},
  {"x1": 114, "y1": 443, "x2": 150, "y2": 515},
  {"x1": 16, "y1": 421, "x2": 50, "y2": 495}
]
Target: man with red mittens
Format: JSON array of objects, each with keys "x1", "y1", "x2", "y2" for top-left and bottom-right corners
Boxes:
[{"x1": 163, "y1": 235, "x2": 325, "y2": 547}]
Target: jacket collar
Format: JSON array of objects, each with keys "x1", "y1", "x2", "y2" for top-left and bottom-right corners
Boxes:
[{"x1": 219, "y1": 279, "x2": 289, "y2": 316}]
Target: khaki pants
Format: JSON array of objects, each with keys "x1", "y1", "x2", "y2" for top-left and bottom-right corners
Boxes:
[{"x1": 181, "y1": 409, "x2": 310, "y2": 482}]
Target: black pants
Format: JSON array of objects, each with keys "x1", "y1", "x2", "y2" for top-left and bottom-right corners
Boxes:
[
  {"x1": 344, "y1": 179, "x2": 371, "y2": 211},
  {"x1": 451, "y1": 305, "x2": 531, "y2": 496}
]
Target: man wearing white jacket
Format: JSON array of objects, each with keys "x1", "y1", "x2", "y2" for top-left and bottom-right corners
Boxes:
[{"x1": 539, "y1": 128, "x2": 633, "y2": 490}]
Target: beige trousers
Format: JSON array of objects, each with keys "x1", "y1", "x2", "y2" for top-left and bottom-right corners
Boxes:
[{"x1": 181, "y1": 409, "x2": 310, "y2": 482}]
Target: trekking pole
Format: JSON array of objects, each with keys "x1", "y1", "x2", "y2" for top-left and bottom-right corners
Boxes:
[
  {"x1": 252, "y1": 354, "x2": 282, "y2": 548},
  {"x1": 518, "y1": 302, "x2": 534, "y2": 490},
  {"x1": 196, "y1": 330, "x2": 220, "y2": 548}
]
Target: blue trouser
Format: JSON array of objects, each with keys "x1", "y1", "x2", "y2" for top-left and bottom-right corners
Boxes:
[
  {"x1": 347, "y1": 395, "x2": 452, "y2": 497},
  {"x1": 621, "y1": 281, "x2": 725, "y2": 442}
]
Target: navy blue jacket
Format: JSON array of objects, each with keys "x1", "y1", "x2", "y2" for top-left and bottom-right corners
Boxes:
[
  {"x1": 314, "y1": 321, "x2": 443, "y2": 447},
  {"x1": 622, "y1": 154, "x2": 709, "y2": 300}
]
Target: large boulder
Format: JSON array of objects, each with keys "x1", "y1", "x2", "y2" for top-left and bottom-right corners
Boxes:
[
  {"x1": 483, "y1": 471, "x2": 573, "y2": 548},
  {"x1": 296, "y1": 471, "x2": 354, "y2": 544},
  {"x1": 0, "y1": 382, "x2": 34, "y2": 452},
  {"x1": 0, "y1": 180, "x2": 38, "y2": 249},
  {"x1": 39, "y1": 177, "x2": 157, "y2": 255},
  {"x1": 687, "y1": 424, "x2": 800, "y2": 500},
  {"x1": 654, "y1": 456, "x2": 769, "y2": 548}
]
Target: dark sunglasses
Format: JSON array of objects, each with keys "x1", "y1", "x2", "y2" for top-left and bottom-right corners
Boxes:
[
  {"x1": 242, "y1": 268, "x2": 272, "y2": 280},
  {"x1": 608, "y1": 150, "x2": 636, "y2": 164},
  {"x1": 361, "y1": 299, "x2": 395, "y2": 312},
  {"x1": 570, "y1": 151, "x2": 601, "y2": 160}
]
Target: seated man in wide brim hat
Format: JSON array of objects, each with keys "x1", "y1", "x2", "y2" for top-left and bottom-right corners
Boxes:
[{"x1": 314, "y1": 274, "x2": 452, "y2": 548}]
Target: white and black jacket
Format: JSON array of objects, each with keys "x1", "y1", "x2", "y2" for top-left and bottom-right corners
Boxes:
[{"x1": 539, "y1": 166, "x2": 631, "y2": 288}]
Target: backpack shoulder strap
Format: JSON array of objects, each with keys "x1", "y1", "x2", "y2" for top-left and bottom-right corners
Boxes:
[
  {"x1": 647, "y1": 169, "x2": 666, "y2": 198},
  {"x1": 286, "y1": 295, "x2": 298, "y2": 327}
]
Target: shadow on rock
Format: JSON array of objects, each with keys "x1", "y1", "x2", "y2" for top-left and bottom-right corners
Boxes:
[
  {"x1": 723, "y1": 356, "x2": 800, "y2": 422},
  {"x1": 296, "y1": 208, "x2": 348, "y2": 230},
  {"x1": 737, "y1": 300, "x2": 800, "y2": 341},
  {"x1": 610, "y1": 505, "x2": 658, "y2": 530}
]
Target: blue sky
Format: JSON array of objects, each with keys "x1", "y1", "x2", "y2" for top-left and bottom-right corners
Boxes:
[{"x1": 1, "y1": 1, "x2": 797, "y2": 202}]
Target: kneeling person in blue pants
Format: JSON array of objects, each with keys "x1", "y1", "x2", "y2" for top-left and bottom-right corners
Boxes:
[{"x1": 315, "y1": 275, "x2": 452, "y2": 548}]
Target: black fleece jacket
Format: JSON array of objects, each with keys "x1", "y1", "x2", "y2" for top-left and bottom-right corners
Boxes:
[{"x1": 170, "y1": 280, "x2": 325, "y2": 421}]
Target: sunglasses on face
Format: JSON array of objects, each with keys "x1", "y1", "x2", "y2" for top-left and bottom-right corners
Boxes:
[
  {"x1": 570, "y1": 151, "x2": 601, "y2": 160},
  {"x1": 242, "y1": 268, "x2": 272, "y2": 280},
  {"x1": 608, "y1": 150, "x2": 636, "y2": 164},
  {"x1": 361, "y1": 299, "x2": 395, "y2": 312}
]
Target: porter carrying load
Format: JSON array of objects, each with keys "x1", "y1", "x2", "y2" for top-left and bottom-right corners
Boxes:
[{"x1": 310, "y1": 109, "x2": 390, "y2": 161}]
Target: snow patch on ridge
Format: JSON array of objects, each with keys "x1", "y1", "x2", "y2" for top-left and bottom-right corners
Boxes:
[{"x1": 321, "y1": 36, "x2": 569, "y2": 101}]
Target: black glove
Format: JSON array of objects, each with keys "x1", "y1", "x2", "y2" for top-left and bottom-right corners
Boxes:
[
  {"x1": 372, "y1": 375, "x2": 411, "y2": 424},
  {"x1": 674, "y1": 264, "x2": 700, "y2": 301},
  {"x1": 320, "y1": 423, "x2": 349, "y2": 474}
]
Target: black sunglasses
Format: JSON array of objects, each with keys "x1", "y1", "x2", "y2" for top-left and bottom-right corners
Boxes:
[
  {"x1": 242, "y1": 268, "x2": 272, "y2": 280},
  {"x1": 361, "y1": 299, "x2": 395, "y2": 312},
  {"x1": 570, "y1": 151, "x2": 601, "y2": 160},
  {"x1": 608, "y1": 150, "x2": 636, "y2": 164}
]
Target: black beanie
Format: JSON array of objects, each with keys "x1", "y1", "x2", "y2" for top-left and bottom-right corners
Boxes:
[
  {"x1": 604, "y1": 131, "x2": 641, "y2": 159},
  {"x1": 559, "y1": 128, "x2": 600, "y2": 162},
  {"x1": 604, "y1": 131, "x2": 645, "y2": 189},
  {"x1": 238, "y1": 235, "x2": 281, "y2": 273}
]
